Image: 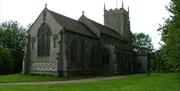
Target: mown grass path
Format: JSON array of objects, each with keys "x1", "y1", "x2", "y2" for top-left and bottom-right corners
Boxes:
[{"x1": 0, "y1": 76, "x2": 123, "y2": 85}]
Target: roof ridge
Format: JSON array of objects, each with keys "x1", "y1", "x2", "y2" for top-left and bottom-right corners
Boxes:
[
  {"x1": 47, "y1": 9, "x2": 96, "y2": 38},
  {"x1": 47, "y1": 9, "x2": 127, "y2": 41},
  {"x1": 48, "y1": 9, "x2": 78, "y2": 22}
]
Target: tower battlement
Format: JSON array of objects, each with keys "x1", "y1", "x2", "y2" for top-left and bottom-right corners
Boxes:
[
  {"x1": 104, "y1": 3, "x2": 131, "y2": 40},
  {"x1": 104, "y1": 8, "x2": 129, "y2": 16}
]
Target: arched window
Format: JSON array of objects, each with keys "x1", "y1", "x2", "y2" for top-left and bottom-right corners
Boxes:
[
  {"x1": 70, "y1": 40, "x2": 77, "y2": 63},
  {"x1": 37, "y1": 23, "x2": 52, "y2": 57},
  {"x1": 91, "y1": 44, "x2": 96, "y2": 63},
  {"x1": 102, "y1": 50, "x2": 110, "y2": 64}
]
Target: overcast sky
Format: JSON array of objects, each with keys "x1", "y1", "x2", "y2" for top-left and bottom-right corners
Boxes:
[{"x1": 0, "y1": 0, "x2": 170, "y2": 49}]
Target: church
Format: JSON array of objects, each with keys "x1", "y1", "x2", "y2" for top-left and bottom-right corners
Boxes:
[{"x1": 22, "y1": 4, "x2": 148, "y2": 77}]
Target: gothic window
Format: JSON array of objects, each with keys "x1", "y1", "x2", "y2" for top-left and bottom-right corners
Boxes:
[
  {"x1": 37, "y1": 23, "x2": 52, "y2": 57},
  {"x1": 106, "y1": 52, "x2": 110, "y2": 64},
  {"x1": 102, "y1": 53, "x2": 106, "y2": 64},
  {"x1": 102, "y1": 50, "x2": 110, "y2": 64},
  {"x1": 91, "y1": 45, "x2": 96, "y2": 63},
  {"x1": 70, "y1": 41, "x2": 77, "y2": 62}
]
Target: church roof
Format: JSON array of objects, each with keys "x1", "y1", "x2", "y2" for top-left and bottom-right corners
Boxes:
[
  {"x1": 48, "y1": 9, "x2": 127, "y2": 41},
  {"x1": 85, "y1": 18, "x2": 127, "y2": 41},
  {"x1": 48, "y1": 9, "x2": 96, "y2": 37}
]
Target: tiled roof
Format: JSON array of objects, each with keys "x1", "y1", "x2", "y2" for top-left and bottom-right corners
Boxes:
[
  {"x1": 48, "y1": 9, "x2": 127, "y2": 41},
  {"x1": 86, "y1": 18, "x2": 127, "y2": 41},
  {"x1": 48, "y1": 9, "x2": 96, "y2": 37}
]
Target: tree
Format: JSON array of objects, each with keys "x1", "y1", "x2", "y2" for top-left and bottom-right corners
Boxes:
[
  {"x1": 132, "y1": 33, "x2": 154, "y2": 53},
  {"x1": 0, "y1": 47, "x2": 13, "y2": 74},
  {"x1": 0, "y1": 21, "x2": 26, "y2": 73},
  {"x1": 151, "y1": 47, "x2": 176, "y2": 72},
  {"x1": 132, "y1": 33, "x2": 154, "y2": 76},
  {"x1": 158, "y1": 0, "x2": 180, "y2": 73}
]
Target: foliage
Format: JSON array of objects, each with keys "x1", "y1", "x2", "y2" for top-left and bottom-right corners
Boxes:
[
  {"x1": 0, "y1": 73, "x2": 179, "y2": 91},
  {"x1": 158, "y1": 0, "x2": 180, "y2": 73},
  {"x1": 132, "y1": 32, "x2": 154, "y2": 53},
  {"x1": 151, "y1": 48, "x2": 176, "y2": 72},
  {"x1": 0, "y1": 47, "x2": 13, "y2": 74},
  {"x1": 0, "y1": 21, "x2": 26, "y2": 73},
  {"x1": 132, "y1": 33, "x2": 154, "y2": 72}
]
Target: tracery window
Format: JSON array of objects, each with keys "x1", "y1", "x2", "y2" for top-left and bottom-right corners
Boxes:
[
  {"x1": 102, "y1": 50, "x2": 110, "y2": 64},
  {"x1": 91, "y1": 45, "x2": 97, "y2": 63},
  {"x1": 70, "y1": 40, "x2": 77, "y2": 62},
  {"x1": 37, "y1": 23, "x2": 52, "y2": 57}
]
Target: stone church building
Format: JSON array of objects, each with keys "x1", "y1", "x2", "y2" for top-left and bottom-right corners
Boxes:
[{"x1": 22, "y1": 5, "x2": 148, "y2": 77}]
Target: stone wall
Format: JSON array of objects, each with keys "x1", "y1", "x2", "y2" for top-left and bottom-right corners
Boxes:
[
  {"x1": 64, "y1": 31, "x2": 135, "y2": 77},
  {"x1": 104, "y1": 8, "x2": 131, "y2": 41},
  {"x1": 64, "y1": 31, "x2": 100, "y2": 76},
  {"x1": 136, "y1": 53, "x2": 149, "y2": 73},
  {"x1": 101, "y1": 34, "x2": 135, "y2": 75}
]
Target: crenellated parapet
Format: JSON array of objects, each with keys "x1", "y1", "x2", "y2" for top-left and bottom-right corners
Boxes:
[
  {"x1": 104, "y1": 8, "x2": 129, "y2": 16},
  {"x1": 104, "y1": 2, "x2": 131, "y2": 41}
]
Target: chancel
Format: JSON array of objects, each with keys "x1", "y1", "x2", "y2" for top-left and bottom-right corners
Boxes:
[{"x1": 22, "y1": 4, "x2": 148, "y2": 77}]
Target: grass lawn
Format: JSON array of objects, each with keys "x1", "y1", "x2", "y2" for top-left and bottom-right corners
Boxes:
[
  {"x1": 0, "y1": 73, "x2": 180, "y2": 91},
  {"x1": 0, "y1": 74, "x2": 64, "y2": 82}
]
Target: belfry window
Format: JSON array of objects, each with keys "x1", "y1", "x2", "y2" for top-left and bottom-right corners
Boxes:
[{"x1": 37, "y1": 23, "x2": 52, "y2": 57}]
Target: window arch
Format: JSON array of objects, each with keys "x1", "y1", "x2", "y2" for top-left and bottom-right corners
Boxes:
[
  {"x1": 102, "y1": 50, "x2": 110, "y2": 64},
  {"x1": 70, "y1": 40, "x2": 77, "y2": 62},
  {"x1": 37, "y1": 23, "x2": 52, "y2": 57}
]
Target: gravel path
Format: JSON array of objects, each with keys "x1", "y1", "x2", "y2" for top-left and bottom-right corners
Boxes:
[{"x1": 0, "y1": 76, "x2": 125, "y2": 86}]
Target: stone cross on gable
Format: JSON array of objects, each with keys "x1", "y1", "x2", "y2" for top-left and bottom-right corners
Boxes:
[
  {"x1": 43, "y1": 4, "x2": 47, "y2": 21},
  {"x1": 43, "y1": 10, "x2": 47, "y2": 21}
]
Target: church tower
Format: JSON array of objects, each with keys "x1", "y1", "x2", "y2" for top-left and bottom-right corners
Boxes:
[{"x1": 104, "y1": 3, "x2": 131, "y2": 40}]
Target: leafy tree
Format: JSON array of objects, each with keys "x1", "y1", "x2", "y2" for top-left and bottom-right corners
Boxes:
[
  {"x1": 0, "y1": 21, "x2": 26, "y2": 73},
  {"x1": 152, "y1": 47, "x2": 176, "y2": 72},
  {"x1": 132, "y1": 33, "x2": 154, "y2": 75},
  {"x1": 158, "y1": 0, "x2": 180, "y2": 73},
  {"x1": 132, "y1": 33, "x2": 154, "y2": 53}
]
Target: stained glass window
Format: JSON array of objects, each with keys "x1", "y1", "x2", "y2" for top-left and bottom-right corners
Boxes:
[{"x1": 37, "y1": 23, "x2": 52, "y2": 57}]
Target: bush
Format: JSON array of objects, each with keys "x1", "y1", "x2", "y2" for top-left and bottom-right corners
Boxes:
[{"x1": 0, "y1": 47, "x2": 13, "y2": 74}]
